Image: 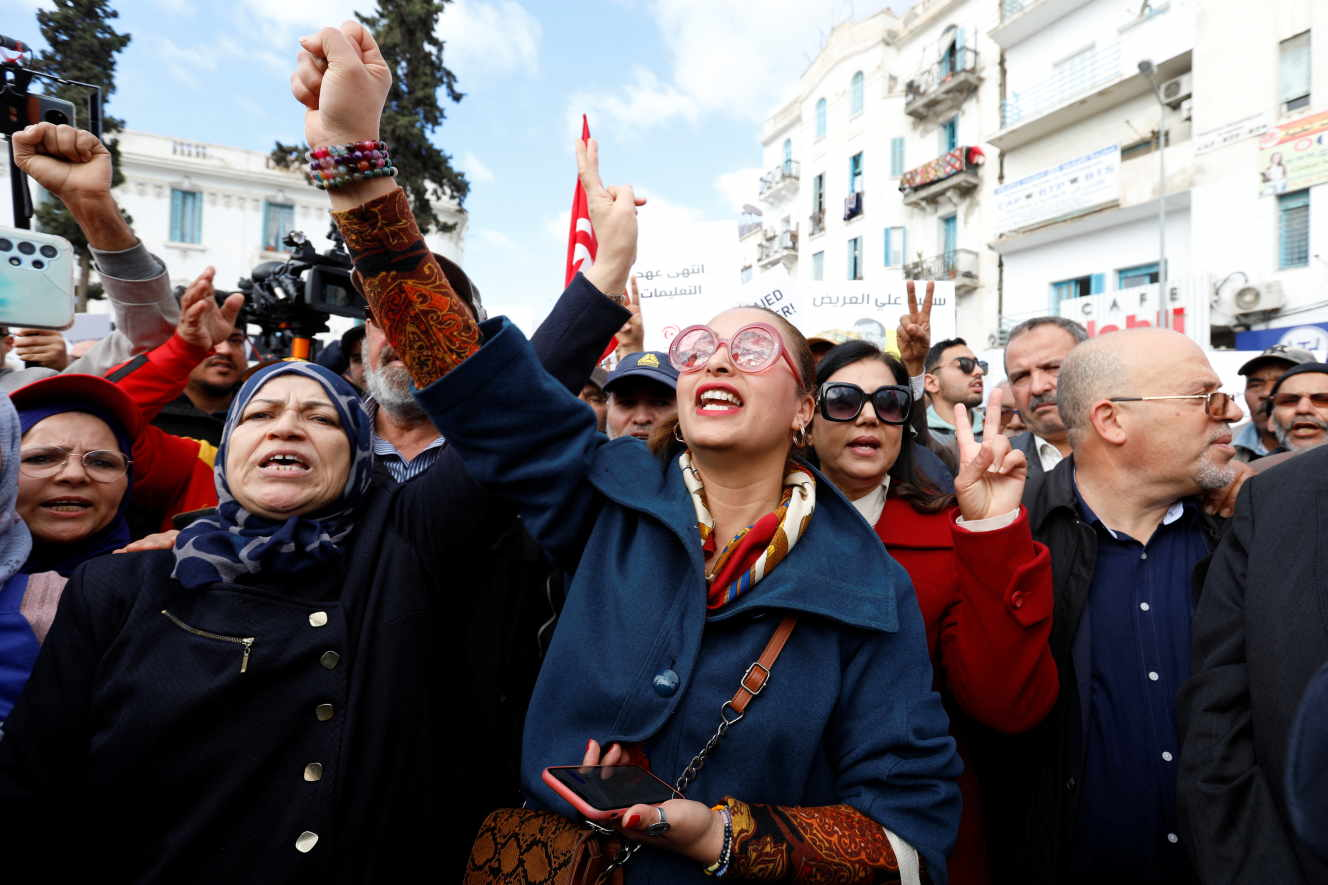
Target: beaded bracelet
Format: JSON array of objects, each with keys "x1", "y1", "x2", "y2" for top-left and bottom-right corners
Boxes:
[
  {"x1": 703, "y1": 804, "x2": 733, "y2": 877},
  {"x1": 305, "y1": 140, "x2": 398, "y2": 190}
]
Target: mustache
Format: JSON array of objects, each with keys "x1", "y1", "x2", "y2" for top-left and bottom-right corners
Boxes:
[{"x1": 1029, "y1": 392, "x2": 1057, "y2": 410}]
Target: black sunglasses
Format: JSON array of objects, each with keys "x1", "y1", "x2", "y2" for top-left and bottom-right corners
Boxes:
[
  {"x1": 817, "y1": 382, "x2": 912, "y2": 424},
  {"x1": 946, "y1": 356, "x2": 988, "y2": 375}
]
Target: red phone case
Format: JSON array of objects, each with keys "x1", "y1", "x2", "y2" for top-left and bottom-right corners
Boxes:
[{"x1": 542, "y1": 765, "x2": 680, "y2": 820}]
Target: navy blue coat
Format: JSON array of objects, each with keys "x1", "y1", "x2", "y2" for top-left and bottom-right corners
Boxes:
[{"x1": 416, "y1": 317, "x2": 962, "y2": 883}]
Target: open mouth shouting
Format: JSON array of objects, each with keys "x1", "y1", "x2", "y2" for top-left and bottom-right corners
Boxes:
[
  {"x1": 258, "y1": 451, "x2": 312, "y2": 475},
  {"x1": 40, "y1": 496, "x2": 94, "y2": 517},
  {"x1": 695, "y1": 383, "x2": 744, "y2": 416}
]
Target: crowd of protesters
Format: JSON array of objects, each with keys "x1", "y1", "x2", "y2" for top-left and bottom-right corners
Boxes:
[{"x1": 1, "y1": 20, "x2": 1327, "y2": 885}]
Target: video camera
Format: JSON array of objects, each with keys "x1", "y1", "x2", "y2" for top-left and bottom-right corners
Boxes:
[
  {"x1": 234, "y1": 221, "x2": 365, "y2": 358},
  {"x1": 1, "y1": 34, "x2": 102, "y2": 229}
]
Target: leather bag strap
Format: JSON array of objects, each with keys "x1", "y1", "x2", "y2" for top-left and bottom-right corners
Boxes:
[{"x1": 729, "y1": 614, "x2": 798, "y2": 715}]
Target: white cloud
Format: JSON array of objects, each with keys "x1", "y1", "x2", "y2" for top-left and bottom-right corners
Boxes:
[
  {"x1": 440, "y1": 0, "x2": 542, "y2": 79},
  {"x1": 240, "y1": 0, "x2": 366, "y2": 28},
  {"x1": 713, "y1": 167, "x2": 762, "y2": 213},
  {"x1": 544, "y1": 210, "x2": 570, "y2": 243},
  {"x1": 154, "y1": 37, "x2": 219, "y2": 89},
  {"x1": 475, "y1": 227, "x2": 516, "y2": 249},
  {"x1": 461, "y1": 151, "x2": 494, "y2": 184},
  {"x1": 567, "y1": 67, "x2": 698, "y2": 135},
  {"x1": 575, "y1": 0, "x2": 865, "y2": 132}
]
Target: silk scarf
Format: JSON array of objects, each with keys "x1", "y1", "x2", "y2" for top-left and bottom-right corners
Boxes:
[{"x1": 680, "y1": 451, "x2": 816, "y2": 610}]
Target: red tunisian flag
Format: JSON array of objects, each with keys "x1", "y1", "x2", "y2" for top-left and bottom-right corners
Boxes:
[
  {"x1": 564, "y1": 115, "x2": 598, "y2": 286},
  {"x1": 565, "y1": 115, "x2": 617, "y2": 361}
]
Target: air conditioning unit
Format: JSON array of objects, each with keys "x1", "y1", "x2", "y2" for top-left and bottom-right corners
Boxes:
[
  {"x1": 1160, "y1": 72, "x2": 1193, "y2": 108},
  {"x1": 1227, "y1": 280, "x2": 1286, "y2": 315}
]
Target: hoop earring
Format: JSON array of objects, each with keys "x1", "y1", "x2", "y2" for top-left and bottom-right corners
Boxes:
[
  {"x1": 674, "y1": 424, "x2": 686, "y2": 444},
  {"x1": 792, "y1": 424, "x2": 809, "y2": 448}
]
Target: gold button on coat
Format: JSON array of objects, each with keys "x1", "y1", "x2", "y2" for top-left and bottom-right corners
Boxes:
[
  {"x1": 308, "y1": 611, "x2": 328, "y2": 628},
  {"x1": 315, "y1": 703, "x2": 334, "y2": 721},
  {"x1": 296, "y1": 831, "x2": 319, "y2": 853},
  {"x1": 304, "y1": 763, "x2": 324, "y2": 782},
  {"x1": 320, "y1": 650, "x2": 340, "y2": 670}
]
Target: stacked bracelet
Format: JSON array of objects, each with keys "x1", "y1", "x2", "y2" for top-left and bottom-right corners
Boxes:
[
  {"x1": 305, "y1": 141, "x2": 398, "y2": 190},
  {"x1": 703, "y1": 804, "x2": 733, "y2": 877}
]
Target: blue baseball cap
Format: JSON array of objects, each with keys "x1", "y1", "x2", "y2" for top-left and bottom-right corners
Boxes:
[{"x1": 604, "y1": 351, "x2": 678, "y2": 394}]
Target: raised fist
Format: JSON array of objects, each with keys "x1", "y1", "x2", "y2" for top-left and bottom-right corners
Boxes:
[
  {"x1": 291, "y1": 20, "x2": 392, "y2": 149},
  {"x1": 11, "y1": 123, "x2": 112, "y2": 206}
]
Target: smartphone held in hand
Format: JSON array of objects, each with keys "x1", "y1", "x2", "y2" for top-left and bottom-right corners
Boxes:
[
  {"x1": 543, "y1": 764, "x2": 682, "y2": 821},
  {"x1": 0, "y1": 227, "x2": 76, "y2": 330}
]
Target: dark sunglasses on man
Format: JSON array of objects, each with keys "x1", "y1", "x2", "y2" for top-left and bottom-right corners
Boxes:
[
  {"x1": 943, "y1": 356, "x2": 988, "y2": 375},
  {"x1": 817, "y1": 382, "x2": 912, "y2": 424}
]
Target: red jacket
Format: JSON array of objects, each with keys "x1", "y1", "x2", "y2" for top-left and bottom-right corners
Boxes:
[
  {"x1": 875, "y1": 496, "x2": 1057, "y2": 885},
  {"x1": 106, "y1": 334, "x2": 220, "y2": 530}
]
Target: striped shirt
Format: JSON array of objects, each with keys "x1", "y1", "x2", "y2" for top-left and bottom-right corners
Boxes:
[{"x1": 364, "y1": 396, "x2": 447, "y2": 485}]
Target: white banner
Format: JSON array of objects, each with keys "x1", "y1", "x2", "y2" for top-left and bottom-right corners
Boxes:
[
  {"x1": 1056, "y1": 282, "x2": 1202, "y2": 342},
  {"x1": 794, "y1": 281, "x2": 958, "y2": 353},
  {"x1": 994, "y1": 145, "x2": 1121, "y2": 234}
]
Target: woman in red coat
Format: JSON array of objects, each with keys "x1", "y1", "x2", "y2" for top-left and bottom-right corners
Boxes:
[{"x1": 808, "y1": 340, "x2": 1057, "y2": 884}]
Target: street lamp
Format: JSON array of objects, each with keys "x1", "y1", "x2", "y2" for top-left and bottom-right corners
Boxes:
[{"x1": 1138, "y1": 59, "x2": 1169, "y2": 328}]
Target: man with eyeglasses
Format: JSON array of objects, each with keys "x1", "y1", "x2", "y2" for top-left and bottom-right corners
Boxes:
[
  {"x1": 980, "y1": 328, "x2": 1241, "y2": 885},
  {"x1": 1232, "y1": 345, "x2": 1313, "y2": 461},
  {"x1": 1265, "y1": 363, "x2": 1328, "y2": 455},
  {"x1": 923, "y1": 337, "x2": 985, "y2": 464}
]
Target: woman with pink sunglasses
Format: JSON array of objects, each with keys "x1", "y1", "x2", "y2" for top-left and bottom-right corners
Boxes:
[{"x1": 295, "y1": 23, "x2": 959, "y2": 883}]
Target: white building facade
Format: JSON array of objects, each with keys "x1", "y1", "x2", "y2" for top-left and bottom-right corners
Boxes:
[
  {"x1": 740, "y1": 0, "x2": 1004, "y2": 345},
  {"x1": 112, "y1": 131, "x2": 466, "y2": 296}
]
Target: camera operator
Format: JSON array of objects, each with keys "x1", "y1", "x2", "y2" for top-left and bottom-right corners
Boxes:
[{"x1": 8, "y1": 122, "x2": 179, "y2": 391}]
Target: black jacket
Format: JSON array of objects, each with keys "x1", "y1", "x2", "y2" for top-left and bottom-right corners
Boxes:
[
  {"x1": 0, "y1": 275, "x2": 629, "y2": 882},
  {"x1": 1009, "y1": 430, "x2": 1050, "y2": 484},
  {"x1": 1178, "y1": 445, "x2": 1328, "y2": 884},
  {"x1": 0, "y1": 461, "x2": 506, "y2": 883},
  {"x1": 978, "y1": 456, "x2": 1222, "y2": 883}
]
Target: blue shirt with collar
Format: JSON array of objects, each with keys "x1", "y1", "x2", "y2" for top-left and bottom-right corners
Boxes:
[
  {"x1": 363, "y1": 395, "x2": 448, "y2": 484},
  {"x1": 1068, "y1": 483, "x2": 1207, "y2": 883}
]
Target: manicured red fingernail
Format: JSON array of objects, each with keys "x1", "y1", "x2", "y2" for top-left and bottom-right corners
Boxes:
[
  {"x1": 625, "y1": 813, "x2": 640, "y2": 828},
  {"x1": 586, "y1": 739, "x2": 594, "y2": 752}
]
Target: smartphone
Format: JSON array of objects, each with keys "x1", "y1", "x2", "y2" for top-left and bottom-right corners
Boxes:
[
  {"x1": 0, "y1": 227, "x2": 76, "y2": 330},
  {"x1": 542, "y1": 764, "x2": 682, "y2": 821}
]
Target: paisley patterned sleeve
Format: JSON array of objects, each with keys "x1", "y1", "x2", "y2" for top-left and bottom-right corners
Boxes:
[
  {"x1": 723, "y1": 798, "x2": 924, "y2": 883},
  {"x1": 331, "y1": 187, "x2": 480, "y2": 387}
]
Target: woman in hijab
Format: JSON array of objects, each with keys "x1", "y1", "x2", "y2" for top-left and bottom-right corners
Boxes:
[
  {"x1": 11, "y1": 374, "x2": 140, "y2": 576},
  {"x1": 0, "y1": 359, "x2": 508, "y2": 882}
]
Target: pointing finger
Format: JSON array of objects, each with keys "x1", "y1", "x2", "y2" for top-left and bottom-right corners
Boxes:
[
  {"x1": 906, "y1": 279, "x2": 917, "y2": 316},
  {"x1": 923, "y1": 280, "x2": 934, "y2": 317},
  {"x1": 954, "y1": 402, "x2": 974, "y2": 451},
  {"x1": 577, "y1": 137, "x2": 606, "y2": 197},
  {"x1": 983, "y1": 387, "x2": 1003, "y2": 441}
]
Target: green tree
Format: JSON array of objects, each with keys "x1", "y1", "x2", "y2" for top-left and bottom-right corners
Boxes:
[
  {"x1": 271, "y1": 0, "x2": 468, "y2": 233},
  {"x1": 29, "y1": 0, "x2": 132, "y2": 308}
]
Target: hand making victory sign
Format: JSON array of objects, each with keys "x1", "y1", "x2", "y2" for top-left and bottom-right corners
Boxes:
[
  {"x1": 897, "y1": 279, "x2": 934, "y2": 377},
  {"x1": 953, "y1": 387, "x2": 1028, "y2": 521},
  {"x1": 575, "y1": 137, "x2": 646, "y2": 300}
]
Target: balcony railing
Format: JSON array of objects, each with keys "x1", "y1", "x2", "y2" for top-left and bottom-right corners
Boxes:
[
  {"x1": 809, "y1": 209, "x2": 826, "y2": 236},
  {"x1": 738, "y1": 220, "x2": 763, "y2": 239},
  {"x1": 759, "y1": 159, "x2": 801, "y2": 200},
  {"x1": 843, "y1": 191, "x2": 864, "y2": 221},
  {"x1": 905, "y1": 47, "x2": 981, "y2": 119},
  {"x1": 899, "y1": 147, "x2": 985, "y2": 208},
  {"x1": 1000, "y1": 41, "x2": 1122, "y2": 129},
  {"x1": 902, "y1": 249, "x2": 980, "y2": 291},
  {"x1": 757, "y1": 229, "x2": 798, "y2": 266}
]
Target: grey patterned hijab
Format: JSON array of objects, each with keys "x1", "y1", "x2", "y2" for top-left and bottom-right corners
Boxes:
[{"x1": 171, "y1": 361, "x2": 372, "y2": 589}]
